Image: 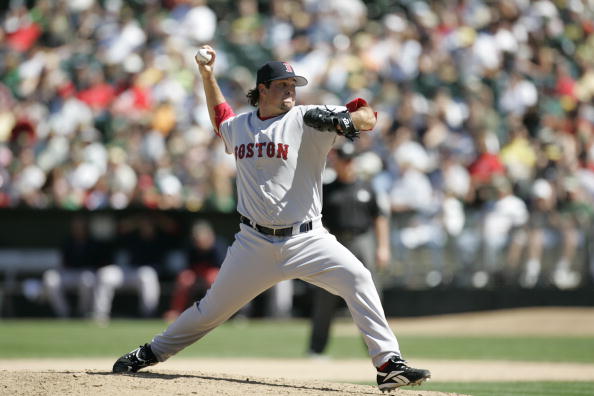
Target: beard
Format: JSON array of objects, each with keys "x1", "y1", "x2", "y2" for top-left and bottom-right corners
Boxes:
[{"x1": 280, "y1": 99, "x2": 294, "y2": 112}]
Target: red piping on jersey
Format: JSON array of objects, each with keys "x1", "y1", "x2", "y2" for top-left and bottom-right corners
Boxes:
[
  {"x1": 345, "y1": 97, "x2": 377, "y2": 131},
  {"x1": 214, "y1": 102, "x2": 236, "y2": 136}
]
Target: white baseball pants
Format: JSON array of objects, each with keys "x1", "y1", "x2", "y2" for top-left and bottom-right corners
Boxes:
[{"x1": 150, "y1": 223, "x2": 400, "y2": 367}]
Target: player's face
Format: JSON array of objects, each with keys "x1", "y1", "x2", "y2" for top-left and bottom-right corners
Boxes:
[{"x1": 260, "y1": 78, "x2": 297, "y2": 115}]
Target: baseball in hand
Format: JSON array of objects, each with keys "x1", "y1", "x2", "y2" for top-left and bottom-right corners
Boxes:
[{"x1": 195, "y1": 48, "x2": 212, "y2": 64}]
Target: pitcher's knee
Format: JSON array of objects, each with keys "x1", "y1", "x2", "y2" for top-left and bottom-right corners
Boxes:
[{"x1": 340, "y1": 265, "x2": 375, "y2": 290}]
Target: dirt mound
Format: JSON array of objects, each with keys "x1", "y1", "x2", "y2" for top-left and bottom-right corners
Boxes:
[
  {"x1": 4, "y1": 357, "x2": 594, "y2": 383},
  {"x1": 2, "y1": 370, "x2": 466, "y2": 396}
]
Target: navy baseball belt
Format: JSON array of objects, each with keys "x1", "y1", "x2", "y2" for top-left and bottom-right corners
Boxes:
[{"x1": 240, "y1": 215, "x2": 313, "y2": 237}]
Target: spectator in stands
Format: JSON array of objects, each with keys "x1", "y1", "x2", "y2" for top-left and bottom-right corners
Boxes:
[
  {"x1": 163, "y1": 220, "x2": 225, "y2": 322},
  {"x1": 552, "y1": 177, "x2": 593, "y2": 289},
  {"x1": 389, "y1": 127, "x2": 444, "y2": 287},
  {"x1": 467, "y1": 130, "x2": 506, "y2": 205},
  {"x1": 521, "y1": 178, "x2": 559, "y2": 288},
  {"x1": 93, "y1": 214, "x2": 178, "y2": 323},
  {"x1": 431, "y1": 149, "x2": 469, "y2": 285},
  {"x1": 474, "y1": 176, "x2": 529, "y2": 287},
  {"x1": 500, "y1": 119, "x2": 538, "y2": 190}
]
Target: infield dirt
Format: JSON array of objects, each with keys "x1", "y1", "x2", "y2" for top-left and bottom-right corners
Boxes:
[{"x1": 2, "y1": 369, "x2": 464, "y2": 396}]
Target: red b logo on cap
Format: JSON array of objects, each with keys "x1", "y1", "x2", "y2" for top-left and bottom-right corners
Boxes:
[{"x1": 283, "y1": 62, "x2": 293, "y2": 73}]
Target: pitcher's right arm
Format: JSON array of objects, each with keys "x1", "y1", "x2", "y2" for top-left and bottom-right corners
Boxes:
[{"x1": 195, "y1": 46, "x2": 235, "y2": 135}]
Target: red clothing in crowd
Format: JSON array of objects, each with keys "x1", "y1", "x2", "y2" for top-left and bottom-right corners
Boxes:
[{"x1": 468, "y1": 152, "x2": 506, "y2": 184}]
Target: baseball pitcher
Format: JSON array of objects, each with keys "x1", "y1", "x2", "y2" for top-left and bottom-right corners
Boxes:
[{"x1": 112, "y1": 45, "x2": 430, "y2": 392}]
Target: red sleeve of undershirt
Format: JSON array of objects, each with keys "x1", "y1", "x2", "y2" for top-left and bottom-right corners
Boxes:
[
  {"x1": 345, "y1": 97, "x2": 377, "y2": 131},
  {"x1": 213, "y1": 102, "x2": 236, "y2": 136}
]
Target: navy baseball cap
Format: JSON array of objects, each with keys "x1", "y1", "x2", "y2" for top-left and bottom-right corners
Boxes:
[{"x1": 256, "y1": 61, "x2": 308, "y2": 87}]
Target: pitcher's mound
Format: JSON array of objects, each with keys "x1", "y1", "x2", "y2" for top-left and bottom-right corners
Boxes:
[{"x1": 2, "y1": 370, "x2": 468, "y2": 396}]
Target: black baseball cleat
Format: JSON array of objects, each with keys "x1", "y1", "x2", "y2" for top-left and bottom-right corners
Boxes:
[
  {"x1": 112, "y1": 343, "x2": 158, "y2": 373},
  {"x1": 376, "y1": 356, "x2": 431, "y2": 392}
]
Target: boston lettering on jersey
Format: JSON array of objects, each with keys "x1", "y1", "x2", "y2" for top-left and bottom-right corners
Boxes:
[{"x1": 234, "y1": 142, "x2": 289, "y2": 160}]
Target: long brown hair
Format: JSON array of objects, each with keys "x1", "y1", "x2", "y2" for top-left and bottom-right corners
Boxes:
[{"x1": 246, "y1": 81, "x2": 271, "y2": 107}]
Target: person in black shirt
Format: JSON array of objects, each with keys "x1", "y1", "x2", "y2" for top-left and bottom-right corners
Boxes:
[{"x1": 308, "y1": 142, "x2": 391, "y2": 356}]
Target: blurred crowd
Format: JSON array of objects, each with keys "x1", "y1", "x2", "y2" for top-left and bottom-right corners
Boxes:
[{"x1": 2, "y1": 0, "x2": 594, "y2": 290}]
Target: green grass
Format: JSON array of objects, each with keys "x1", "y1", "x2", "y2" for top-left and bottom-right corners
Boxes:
[
  {"x1": 378, "y1": 335, "x2": 594, "y2": 363},
  {"x1": 1, "y1": 319, "x2": 593, "y2": 364},
  {"x1": 328, "y1": 334, "x2": 594, "y2": 363},
  {"x1": 419, "y1": 382, "x2": 594, "y2": 396}
]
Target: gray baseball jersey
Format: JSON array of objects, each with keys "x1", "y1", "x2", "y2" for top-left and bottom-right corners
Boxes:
[
  {"x1": 149, "y1": 103, "x2": 400, "y2": 368},
  {"x1": 219, "y1": 105, "x2": 336, "y2": 226}
]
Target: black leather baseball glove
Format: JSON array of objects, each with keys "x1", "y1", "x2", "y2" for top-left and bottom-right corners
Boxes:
[{"x1": 304, "y1": 107, "x2": 360, "y2": 141}]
